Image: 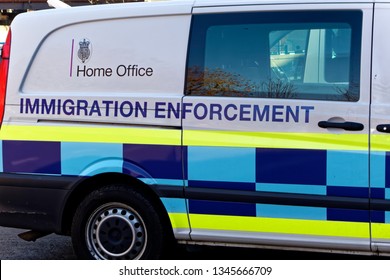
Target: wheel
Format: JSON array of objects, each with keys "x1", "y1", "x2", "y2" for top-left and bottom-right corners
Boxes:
[{"x1": 71, "y1": 184, "x2": 165, "y2": 260}]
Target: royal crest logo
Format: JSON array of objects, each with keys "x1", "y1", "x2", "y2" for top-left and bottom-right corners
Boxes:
[{"x1": 77, "y1": 38, "x2": 92, "y2": 63}]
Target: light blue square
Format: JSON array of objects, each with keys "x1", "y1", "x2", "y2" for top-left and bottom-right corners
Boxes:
[
  {"x1": 386, "y1": 211, "x2": 390, "y2": 224},
  {"x1": 386, "y1": 189, "x2": 390, "y2": 200},
  {"x1": 327, "y1": 150, "x2": 368, "y2": 187},
  {"x1": 161, "y1": 198, "x2": 187, "y2": 213},
  {"x1": 140, "y1": 178, "x2": 185, "y2": 187},
  {"x1": 371, "y1": 151, "x2": 386, "y2": 188},
  {"x1": 61, "y1": 142, "x2": 122, "y2": 176},
  {"x1": 256, "y1": 204, "x2": 326, "y2": 220},
  {"x1": 256, "y1": 183, "x2": 326, "y2": 195},
  {"x1": 188, "y1": 146, "x2": 255, "y2": 182}
]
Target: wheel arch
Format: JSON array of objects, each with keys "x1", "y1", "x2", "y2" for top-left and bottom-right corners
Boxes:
[{"x1": 60, "y1": 172, "x2": 175, "y2": 242}]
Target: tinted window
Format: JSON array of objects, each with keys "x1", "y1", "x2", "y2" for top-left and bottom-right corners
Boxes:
[{"x1": 186, "y1": 11, "x2": 362, "y2": 101}]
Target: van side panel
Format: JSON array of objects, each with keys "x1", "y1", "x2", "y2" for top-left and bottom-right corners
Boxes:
[
  {"x1": 0, "y1": 4, "x2": 192, "y2": 238},
  {"x1": 22, "y1": 16, "x2": 186, "y2": 95}
]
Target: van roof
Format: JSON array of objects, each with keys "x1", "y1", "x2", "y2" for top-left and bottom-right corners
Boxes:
[
  {"x1": 11, "y1": 0, "x2": 385, "y2": 26},
  {"x1": 193, "y1": 0, "x2": 387, "y2": 6}
]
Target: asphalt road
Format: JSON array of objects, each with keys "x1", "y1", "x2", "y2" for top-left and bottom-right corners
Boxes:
[
  {"x1": 0, "y1": 226, "x2": 384, "y2": 260},
  {"x1": 0, "y1": 227, "x2": 75, "y2": 260}
]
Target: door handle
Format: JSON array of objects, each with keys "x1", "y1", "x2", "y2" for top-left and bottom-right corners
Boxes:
[
  {"x1": 318, "y1": 121, "x2": 364, "y2": 131},
  {"x1": 377, "y1": 124, "x2": 390, "y2": 133}
]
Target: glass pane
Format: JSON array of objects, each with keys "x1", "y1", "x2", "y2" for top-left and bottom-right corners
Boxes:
[{"x1": 185, "y1": 11, "x2": 362, "y2": 102}]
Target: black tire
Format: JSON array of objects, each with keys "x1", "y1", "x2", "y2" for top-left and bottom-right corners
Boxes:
[{"x1": 71, "y1": 184, "x2": 165, "y2": 260}]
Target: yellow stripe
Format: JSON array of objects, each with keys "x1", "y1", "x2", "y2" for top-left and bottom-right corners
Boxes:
[
  {"x1": 0, "y1": 124, "x2": 181, "y2": 145},
  {"x1": 0, "y1": 125, "x2": 370, "y2": 151},
  {"x1": 371, "y1": 135, "x2": 390, "y2": 151},
  {"x1": 189, "y1": 214, "x2": 370, "y2": 238},
  {"x1": 168, "y1": 213, "x2": 190, "y2": 229},
  {"x1": 371, "y1": 223, "x2": 390, "y2": 239},
  {"x1": 178, "y1": 214, "x2": 390, "y2": 241},
  {"x1": 183, "y1": 130, "x2": 368, "y2": 151}
]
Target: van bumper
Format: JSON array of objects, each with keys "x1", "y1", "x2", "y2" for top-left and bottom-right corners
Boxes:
[{"x1": 0, "y1": 173, "x2": 77, "y2": 233}]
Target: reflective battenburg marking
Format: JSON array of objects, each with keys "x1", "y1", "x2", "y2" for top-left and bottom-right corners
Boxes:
[{"x1": 3, "y1": 140, "x2": 61, "y2": 174}]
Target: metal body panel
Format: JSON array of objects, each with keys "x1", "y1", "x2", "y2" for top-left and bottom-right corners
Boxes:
[
  {"x1": 1, "y1": 0, "x2": 390, "y2": 257},
  {"x1": 189, "y1": 229, "x2": 370, "y2": 252}
]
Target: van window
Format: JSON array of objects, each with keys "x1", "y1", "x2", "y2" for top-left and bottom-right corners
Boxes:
[{"x1": 186, "y1": 11, "x2": 362, "y2": 101}]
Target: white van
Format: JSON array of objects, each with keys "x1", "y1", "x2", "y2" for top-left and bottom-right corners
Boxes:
[{"x1": 1, "y1": 0, "x2": 390, "y2": 259}]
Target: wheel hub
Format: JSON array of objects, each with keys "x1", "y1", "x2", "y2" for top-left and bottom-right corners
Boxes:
[
  {"x1": 98, "y1": 215, "x2": 134, "y2": 254},
  {"x1": 87, "y1": 204, "x2": 146, "y2": 259}
]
